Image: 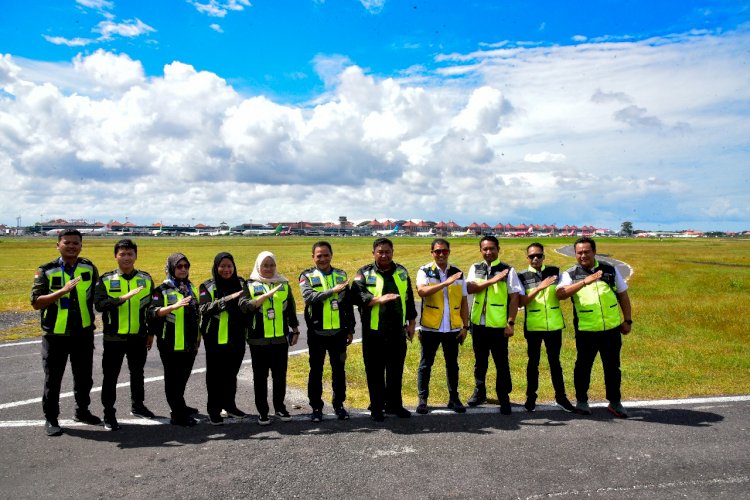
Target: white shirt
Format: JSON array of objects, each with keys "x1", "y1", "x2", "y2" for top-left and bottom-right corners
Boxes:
[
  {"x1": 416, "y1": 262, "x2": 468, "y2": 333},
  {"x1": 558, "y1": 261, "x2": 628, "y2": 292},
  {"x1": 466, "y1": 261, "x2": 522, "y2": 326}
]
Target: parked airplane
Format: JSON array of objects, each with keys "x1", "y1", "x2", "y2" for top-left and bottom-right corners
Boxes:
[
  {"x1": 47, "y1": 225, "x2": 111, "y2": 236},
  {"x1": 504, "y1": 227, "x2": 535, "y2": 237},
  {"x1": 416, "y1": 228, "x2": 436, "y2": 237},
  {"x1": 372, "y1": 224, "x2": 401, "y2": 237},
  {"x1": 450, "y1": 228, "x2": 476, "y2": 237},
  {"x1": 242, "y1": 224, "x2": 284, "y2": 236}
]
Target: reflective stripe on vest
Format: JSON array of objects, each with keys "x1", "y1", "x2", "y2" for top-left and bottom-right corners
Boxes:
[
  {"x1": 419, "y1": 263, "x2": 463, "y2": 330},
  {"x1": 568, "y1": 261, "x2": 621, "y2": 331},
  {"x1": 520, "y1": 265, "x2": 564, "y2": 332},
  {"x1": 366, "y1": 267, "x2": 408, "y2": 330},
  {"x1": 249, "y1": 282, "x2": 288, "y2": 338},
  {"x1": 470, "y1": 259, "x2": 509, "y2": 328},
  {"x1": 102, "y1": 272, "x2": 151, "y2": 334},
  {"x1": 205, "y1": 283, "x2": 229, "y2": 344},
  {"x1": 304, "y1": 269, "x2": 345, "y2": 331},
  {"x1": 162, "y1": 285, "x2": 198, "y2": 351},
  {"x1": 44, "y1": 263, "x2": 94, "y2": 334}
]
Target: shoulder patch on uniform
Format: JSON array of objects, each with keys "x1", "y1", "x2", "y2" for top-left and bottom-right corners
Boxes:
[{"x1": 310, "y1": 276, "x2": 322, "y2": 286}]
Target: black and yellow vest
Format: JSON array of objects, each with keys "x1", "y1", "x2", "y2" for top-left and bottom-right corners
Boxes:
[
  {"x1": 361, "y1": 264, "x2": 409, "y2": 330},
  {"x1": 469, "y1": 259, "x2": 511, "y2": 328},
  {"x1": 155, "y1": 283, "x2": 199, "y2": 351},
  {"x1": 419, "y1": 262, "x2": 464, "y2": 331},
  {"x1": 247, "y1": 280, "x2": 290, "y2": 344},
  {"x1": 301, "y1": 267, "x2": 348, "y2": 332},
  {"x1": 40, "y1": 258, "x2": 96, "y2": 335},
  {"x1": 518, "y1": 265, "x2": 564, "y2": 332},
  {"x1": 100, "y1": 270, "x2": 153, "y2": 335},
  {"x1": 565, "y1": 261, "x2": 622, "y2": 332}
]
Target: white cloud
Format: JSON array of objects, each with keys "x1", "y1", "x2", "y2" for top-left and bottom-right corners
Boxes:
[
  {"x1": 95, "y1": 18, "x2": 156, "y2": 39},
  {"x1": 189, "y1": 0, "x2": 251, "y2": 18},
  {"x1": 360, "y1": 0, "x2": 385, "y2": 14},
  {"x1": 43, "y1": 35, "x2": 95, "y2": 47},
  {"x1": 524, "y1": 152, "x2": 566, "y2": 163},
  {"x1": 209, "y1": 23, "x2": 224, "y2": 33},
  {"x1": 73, "y1": 49, "x2": 145, "y2": 90},
  {"x1": 76, "y1": 0, "x2": 114, "y2": 9}
]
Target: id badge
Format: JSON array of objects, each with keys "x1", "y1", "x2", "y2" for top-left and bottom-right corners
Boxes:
[
  {"x1": 331, "y1": 299, "x2": 339, "y2": 311},
  {"x1": 267, "y1": 308, "x2": 275, "y2": 320}
]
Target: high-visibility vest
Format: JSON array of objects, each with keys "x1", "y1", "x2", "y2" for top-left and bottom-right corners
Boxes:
[
  {"x1": 202, "y1": 283, "x2": 230, "y2": 344},
  {"x1": 469, "y1": 259, "x2": 511, "y2": 328},
  {"x1": 565, "y1": 261, "x2": 622, "y2": 332},
  {"x1": 518, "y1": 265, "x2": 564, "y2": 332},
  {"x1": 301, "y1": 268, "x2": 347, "y2": 331},
  {"x1": 247, "y1": 281, "x2": 289, "y2": 339},
  {"x1": 42, "y1": 260, "x2": 95, "y2": 334},
  {"x1": 101, "y1": 271, "x2": 152, "y2": 335},
  {"x1": 419, "y1": 262, "x2": 463, "y2": 331},
  {"x1": 362, "y1": 265, "x2": 409, "y2": 330},
  {"x1": 157, "y1": 284, "x2": 199, "y2": 351}
]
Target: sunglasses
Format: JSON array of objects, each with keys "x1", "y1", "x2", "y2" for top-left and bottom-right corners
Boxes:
[
  {"x1": 527, "y1": 254, "x2": 544, "y2": 260},
  {"x1": 175, "y1": 263, "x2": 190, "y2": 269},
  {"x1": 432, "y1": 249, "x2": 450, "y2": 256}
]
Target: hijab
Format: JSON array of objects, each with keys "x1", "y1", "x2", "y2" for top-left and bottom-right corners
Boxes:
[
  {"x1": 249, "y1": 251, "x2": 287, "y2": 284},
  {"x1": 212, "y1": 251, "x2": 243, "y2": 296},
  {"x1": 165, "y1": 252, "x2": 196, "y2": 301}
]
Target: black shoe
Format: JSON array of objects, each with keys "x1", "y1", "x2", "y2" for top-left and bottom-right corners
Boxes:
[
  {"x1": 275, "y1": 410, "x2": 292, "y2": 422},
  {"x1": 448, "y1": 399, "x2": 466, "y2": 414},
  {"x1": 73, "y1": 410, "x2": 102, "y2": 425},
  {"x1": 334, "y1": 407, "x2": 350, "y2": 420},
  {"x1": 370, "y1": 411, "x2": 385, "y2": 422},
  {"x1": 170, "y1": 416, "x2": 197, "y2": 427},
  {"x1": 258, "y1": 415, "x2": 271, "y2": 426},
  {"x1": 500, "y1": 402, "x2": 512, "y2": 415},
  {"x1": 208, "y1": 414, "x2": 224, "y2": 426},
  {"x1": 103, "y1": 416, "x2": 121, "y2": 431},
  {"x1": 221, "y1": 407, "x2": 248, "y2": 419},
  {"x1": 467, "y1": 389, "x2": 487, "y2": 407},
  {"x1": 185, "y1": 406, "x2": 199, "y2": 415},
  {"x1": 131, "y1": 405, "x2": 155, "y2": 419},
  {"x1": 416, "y1": 401, "x2": 428, "y2": 415},
  {"x1": 385, "y1": 407, "x2": 411, "y2": 418},
  {"x1": 45, "y1": 419, "x2": 63, "y2": 437},
  {"x1": 524, "y1": 397, "x2": 536, "y2": 412},
  {"x1": 311, "y1": 409, "x2": 323, "y2": 423},
  {"x1": 556, "y1": 397, "x2": 576, "y2": 413}
]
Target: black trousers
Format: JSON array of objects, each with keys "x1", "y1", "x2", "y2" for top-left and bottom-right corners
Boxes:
[
  {"x1": 362, "y1": 328, "x2": 407, "y2": 413},
  {"x1": 470, "y1": 324, "x2": 511, "y2": 403},
  {"x1": 41, "y1": 332, "x2": 94, "y2": 420},
  {"x1": 158, "y1": 343, "x2": 197, "y2": 419},
  {"x1": 574, "y1": 328, "x2": 622, "y2": 404},
  {"x1": 249, "y1": 343, "x2": 288, "y2": 417},
  {"x1": 417, "y1": 331, "x2": 460, "y2": 401},
  {"x1": 524, "y1": 329, "x2": 567, "y2": 400},
  {"x1": 307, "y1": 331, "x2": 348, "y2": 411},
  {"x1": 101, "y1": 336, "x2": 148, "y2": 418},
  {"x1": 205, "y1": 341, "x2": 245, "y2": 416}
]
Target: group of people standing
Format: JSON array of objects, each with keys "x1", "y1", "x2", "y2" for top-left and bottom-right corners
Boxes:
[{"x1": 30, "y1": 230, "x2": 632, "y2": 436}]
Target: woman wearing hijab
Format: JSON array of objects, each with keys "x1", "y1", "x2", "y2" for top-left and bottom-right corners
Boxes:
[
  {"x1": 148, "y1": 253, "x2": 201, "y2": 427},
  {"x1": 199, "y1": 252, "x2": 247, "y2": 426},
  {"x1": 239, "y1": 251, "x2": 300, "y2": 425}
]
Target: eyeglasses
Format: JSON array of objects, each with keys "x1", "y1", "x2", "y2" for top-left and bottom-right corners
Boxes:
[
  {"x1": 432, "y1": 249, "x2": 450, "y2": 256},
  {"x1": 175, "y1": 263, "x2": 190, "y2": 269},
  {"x1": 527, "y1": 254, "x2": 544, "y2": 260}
]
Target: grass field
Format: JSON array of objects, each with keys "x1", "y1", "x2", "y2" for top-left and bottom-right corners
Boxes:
[{"x1": 2, "y1": 235, "x2": 749, "y2": 408}]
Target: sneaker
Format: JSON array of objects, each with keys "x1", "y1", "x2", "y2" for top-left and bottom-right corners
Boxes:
[
  {"x1": 448, "y1": 399, "x2": 466, "y2": 414},
  {"x1": 370, "y1": 411, "x2": 385, "y2": 422},
  {"x1": 208, "y1": 414, "x2": 224, "y2": 426},
  {"x1": 575, "y1": 401, "x2": 592, "y2": 416},
  {"x1": 45, "y1": 419, "x2": 63, "y2": 437},
  {"x1": 335, "y1": 407, "x2": 350, "y2": 421},
  {"x1": 170, "y1": 416, "x2": 197, "y2": 427},
  {"x1": 221, "y1": 407, "x2": 247, "y2": 419},
  {"x1": 608, "y1": 402, "x2": 629, "y2": 418},
  {"x1": 386, "y1": 406, "x2": 411, "y2": 418},
  {"x1": 467, "y1": 389, "x2": 487, "y2": 407},
  {"x1": 556, "y1": 397, "x2": 576, "y2": 413},
  {"x1": 131, "y1": 405, "x2": 155, "y2": 419},
  {"x1": 500, "y1": 402, "x2": 512, "y2": 415},
  {"x1": 275, "y1": 410, "x2": 292, "y2": 422},
  {"x1": 524, "y1": 397, "x2": 536, "y2": 412},
  {"x1": 185, "y1": 406, "x2": 199, "y2": 415},
  {"x1": 103, "y1": 416, "x2": 121, "y2": 431},
  {"x1": 311, "y1": 409, "x2": 323, "y2": 423},
  {"x1": 416, "y1": 401, "x2": 428, "y2": 415},
  {"x1": 73, "y1": 410, "x2": 102, "y2": 425},
  {"x1": 258, "y1": 415, "x2": 271, "y2": 426}
]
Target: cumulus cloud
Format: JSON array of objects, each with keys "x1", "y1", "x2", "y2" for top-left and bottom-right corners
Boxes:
[
  {"x1": 209, "y1": 23, "x2": 224, "y2": 33},
  {"x1": 189, "y1": 0, "x2": 251, "y2": 18},
  {"x1": 95, "y1": 18, "x2": 156, "y2": 39},
  {"x1": 524, "y1": 152, "x2": 566, "y2": 163},
  {"x1": 73, "y1": 49, "x2": 145, "y2": 90}
]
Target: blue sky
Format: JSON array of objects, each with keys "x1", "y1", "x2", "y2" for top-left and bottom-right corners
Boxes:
[{"x1": 1, "y1": 0, "x2": 749, "y2": 231}]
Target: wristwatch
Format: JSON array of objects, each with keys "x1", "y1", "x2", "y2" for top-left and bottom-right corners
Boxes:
[
  {"x1": 624, "y1": 320, "x2": 633, "y2": 325},
  {"x1": 508, "y1": 320, "x2": 515, "y2": 326}
]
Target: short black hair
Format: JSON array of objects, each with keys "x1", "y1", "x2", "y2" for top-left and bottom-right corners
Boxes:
[
  {"x1": 431, "y1": 238, "x2": 450, "y2": 251},
  {"x1": 479, "y1": 235, "x2": 499, "y2": 249},
  {"x1": 372, "y1": 237, "x2": 393, "y2": 250},
  {"x1": 114, "y1": 239, "x2": 138, "y2": 256},
  {"x1": 58, "y1": 229, "x2": 82, "y2": 242},
  {"x1": 527, "y1": 242, "x2": 544, "y2": 253},
  {"x1": 574, "y1": 236, "x2": 597, "y2": 253},
  {"x1": 312, "y1": 240, "x2": 333, "y2": 255}
]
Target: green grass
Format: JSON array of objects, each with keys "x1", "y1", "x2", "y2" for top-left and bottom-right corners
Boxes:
[{"x1": 2, "y1": 236, "x2": 749, "y2": 406}]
